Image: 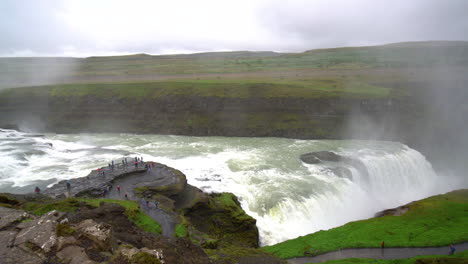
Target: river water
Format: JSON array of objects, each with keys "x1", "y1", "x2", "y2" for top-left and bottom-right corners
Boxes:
[{"x1": 0, "y1": 129, "x2": 463, "y2": 245}]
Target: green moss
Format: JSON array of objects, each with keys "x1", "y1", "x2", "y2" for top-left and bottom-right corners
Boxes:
[
  {"x1": 0, "y1": 195, "x2": 20, "y2": 206},
  {"x1": 263, "y1": 190, "x2": 468, "y2": 259},
  {"x1": 21, "y1": 198, "x2": 161, "y2": 235},
  {"x1": 0, "y1": 202, "x2": 14, "y2": 208},
  {"x1": 78, "y1": 198, "x2": 162, "y2": 235},
  {"x1": 56, "y1": 223, "x2": 76, "y2": 237},
  {"x1": 175, "y1": 223, "x2": 188, "y2": 238},
  {"x1": 131, "y1": 252, "x2": 162, "y2": 264},
  {"x1": 22, "y1": 198, "x2": 84, "y2": 215},
  {"x1": 20, "y1": 217, "x2": 33, "y2": 223},
  {"x1": 184, "y1": 192, "x2": 258, "y2": 248}
]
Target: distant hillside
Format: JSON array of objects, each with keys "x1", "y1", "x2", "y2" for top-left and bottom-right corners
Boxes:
[{"x1": 1, "y1": 41, "x2": 467, "y2": 89}]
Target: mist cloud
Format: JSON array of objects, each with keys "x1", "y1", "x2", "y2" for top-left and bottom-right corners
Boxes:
[{"x1": 1, "y1": 0, "x2": 468, "y2": 56}]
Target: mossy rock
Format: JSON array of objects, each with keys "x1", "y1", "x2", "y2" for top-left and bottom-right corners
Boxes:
[
  {"x1": 131, "y1": 252, "x2": 162, "y2": 264},
  {"x1": 184, "y1": 192, "x2": 259, "y2": 248},
  {"x1": 56, "y1": 223, "x2": 77, "y2": 237},
  {"x1": 0, "y1": 194, "x2": 20, "y2": 206},
  {"x1": 201, "y1": 239, "x2": 218, "y2": 249}
]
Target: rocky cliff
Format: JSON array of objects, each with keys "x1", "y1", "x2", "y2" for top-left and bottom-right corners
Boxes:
[{"x1": 0, "y1": 161, "x2": 285, "y2": 264}]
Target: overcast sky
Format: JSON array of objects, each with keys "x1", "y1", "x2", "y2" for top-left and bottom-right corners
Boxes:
[{"x1": 1, "y1": 0, "x2": 468, "y2": 57}]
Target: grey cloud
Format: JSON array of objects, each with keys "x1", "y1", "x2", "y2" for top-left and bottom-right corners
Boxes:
[{"x1": 1, "y1": 0, "x2": 468, "y2": 56}]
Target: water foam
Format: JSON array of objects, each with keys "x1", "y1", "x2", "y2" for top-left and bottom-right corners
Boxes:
[{"x1": 0, "y1": 131, "x2": 462, "y2": 246}]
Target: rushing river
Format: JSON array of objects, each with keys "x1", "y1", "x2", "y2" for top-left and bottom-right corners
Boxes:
[{"x1": 0, "y1": 129, "x2": 463, "y2": 245}]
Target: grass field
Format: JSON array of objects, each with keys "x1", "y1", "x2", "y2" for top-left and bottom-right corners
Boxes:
[
  {"x1": 1, "y1": 41, "x2": 467, "y2": 96},
  {"x1": 262, "y1": 190, "x2": 468, "y2": 259}
]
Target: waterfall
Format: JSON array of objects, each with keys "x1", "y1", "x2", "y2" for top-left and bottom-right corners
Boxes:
[{"x1": 0, "y1": 130, "x2": 461, "y2": 246}]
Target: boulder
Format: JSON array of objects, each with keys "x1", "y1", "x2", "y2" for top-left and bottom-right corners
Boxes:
[
  {"x1": 56, "y1": 236, "x2": 78, "y2": 251},
  {"x1": 14, "y1": 210, "x2": 65, "y2": 254},
  {"x1": 300, "y1": 151, "x2": 369, "y2": 179},
  {"x1": 76, "y1": 219, "x2": 117, "y2": 252},
  {"x1": 0, "y1": 247, "x2": 43, "y2": 264},
  {"x1": 56, "y1": 245, "x2": 96, "y2": 264},
  {"x1": 0, "y1": 207, "x2": 32, "y2": 230},
  {"x1": 300, "y1": 151, "x2": 342, "y2": 164}
]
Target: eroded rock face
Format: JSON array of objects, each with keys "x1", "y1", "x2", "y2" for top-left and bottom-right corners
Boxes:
[
  {"x1": 14, "y1": 210, "x2": 65, "y2": 254},
  {"x1": 77, "y1": 219, "x2": 116, "y2": 252},
  {"x1": 0, "y1": 206, "x2": 33, "y2": 230}
]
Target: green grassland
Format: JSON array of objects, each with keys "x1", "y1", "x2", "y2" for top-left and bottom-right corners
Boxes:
[
  {"x1": 1, "y1": 41, "x2": 467, "y2": 99},
  {"x1": 262, "y1": 190, "x2": 468, "y2": 259},
  {"x1": 0, "y1": 78, "x2": 393, "y2": 101}
]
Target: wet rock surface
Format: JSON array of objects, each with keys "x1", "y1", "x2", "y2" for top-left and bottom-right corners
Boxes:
[{"x1": 300, "y1": 151, "x2": 369, "y2": 178}]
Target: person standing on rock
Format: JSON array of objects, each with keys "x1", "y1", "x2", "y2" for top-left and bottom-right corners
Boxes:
[
  {"x1": 34, "y1": 186, "x2": 41, "y2": 194},
  {"x1": 66, "y1": 181, "x2": 71, "y2": 192},
  {"x1": 117, "y1": 185, "x2": 121, "y2": 193},
  {"x1": 154, "y1": 200, "x2": 159, "y2": 209}
]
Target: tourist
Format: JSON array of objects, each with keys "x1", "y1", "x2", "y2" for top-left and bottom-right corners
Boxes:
[
  {"x1": 97, "y1": 168, "x2": 101, "y2": 175},
  {"x1": 449, "y1": 244, "x2": 456, "y2": 255},
  {"x1": 134, "y1": 161, "x2": 138, "y2": 169},
  {"x1": 145, "y1": 200, "x2": 149, "y2": 207},
  {"x1": 66, "y1": 181, "x2": 71, "y2": 191},
  {"x1": 117, "y1": 185, "x2": 121, "y2": 193},
  {"x1": 381, "y1": 241, "x2": 385, "y2": 249},
  {"x1": 154, "y1": 200, "x2": 159, "y2": 209},
  {"x1": 34, "y1": 186, "x2": 40, "y2": 193},
  {"x1": 124, "y1": 193, "x2": 128, "y2": 199}
]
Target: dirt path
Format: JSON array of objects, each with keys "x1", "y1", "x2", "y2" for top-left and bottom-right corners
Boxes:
[{"x1": 287, "y1": 243, "x2": 468, "y2": 263}]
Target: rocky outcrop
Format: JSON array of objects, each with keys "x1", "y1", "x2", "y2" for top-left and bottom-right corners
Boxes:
[
  {"x1": 1, "y1": 162, "x2": 284, "y2": 263},
  {"x1": 374, "y1": 204, "x2": 411, "y2": 217},
  {"x1": 183, "y1": 192, "x2": 259, "y2": 249},
  {"x1": 76, "y1": 219, "x2": 117, "y2": 252},
  {"x1": 0, "y1": 206, "x2": 32, "y2": 229},
  {"x1": 300, "y1": 151, "x2": 369, "y2": 179}
]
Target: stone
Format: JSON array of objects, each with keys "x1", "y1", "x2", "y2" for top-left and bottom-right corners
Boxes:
[
  {"x1": 0, "y1": 207, "x2": 32, "y2": 230},
  {"x1": 0, "y1": 247, "x2": 43, "y2": 264},
  {"x1": 141, "y1": 247, "x2": 165, "y2": 263},
  {"x1": 14, "y1": 210, "x2": 65, "y2": 254},
  {"x1": 120, "y1": 245, "x2": 139, "y2": 258},
  {"x1": 56, "y1": 236, "x2": 78, "y2": 251},
  {"x1": 56, "y1": 245, "x2": 96, "y2": 264},
  {"x1": 300, "y1": 151, "x2": 342, "y2": 164},
  {"x1": 77, "y1": 219, "x2": 116, "y2": 252}
]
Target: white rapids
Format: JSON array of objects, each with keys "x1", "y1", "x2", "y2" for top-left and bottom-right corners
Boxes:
[{"x1": 0, "y1": 129, "x2": 463, "y2": 245}]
